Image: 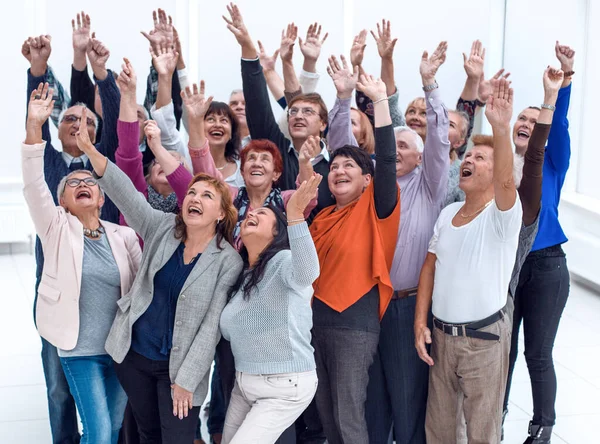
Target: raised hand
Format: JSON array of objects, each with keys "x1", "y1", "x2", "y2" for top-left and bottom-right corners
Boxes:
[
  {"x1": 141, "y1": 9, "x2": 174, "y2": 52},
  {"x1": 29, "y1": 35, "x2": 52, "y2": 76},
  {"x1": 280, "y1": 23, "x2": 298, "y2": 63},
  {"x1": 21, "y1": 39, "x2": 31, "y2": 62},
  {"x1": 173, "y1": 27, "x2": 185, "y2": 70},
  {"x1": 299, "y1": 135, "x2": 321, "y2": 165},
  {"x1": 543, "y1": 66, "x2": 564, "y2": 95},
  {"x1": 286, "y1": 174, "x2": 323, "y2": 219},
  {"x1": 463, "y1": 40, "x2": 485, "y2": 80},
  {"x1": 72, "y1": 11, "x2": 91, "y2": 53},
  {"x1": 258, "y1": 40, "x2": 279, "y2": 72},
  {"x1": 350, "y1": 30, "x2": 367, "y2": 67},
  {"x1": 485, "y1": 78, "x2": 513, "y2": 129},
  {"x1": 75, "y1": 107, "x2": 97, "y2": 154},
  {"x1": 144, "y1": 120, "x2": 162, "y2": 150},
  {"x1": 86, "y1": 34, "x2": 110, "y2": 80},
  {"x1": 150, "y1": 44, "x2": 179, "y2": 77},
  {"x1": 420, "y1": 41, "x2": 447, "y2": 84},
  {"x1": 223, "y1": 3, "x2": 252, "y2": 49},
  {"x1": 479, "y1": 68, "x2": 510, "y2": 103},
  {"x1": 181, "y1": 82, "x2": 214, "y2": 121},
  {"x1": 117, "y1": 58, "x2": 137, "y2": 96},
  {"x1": 555, "y1": 41, "x2": 575, "y2": 73},
  {"x1": 327, "y1": 55, "x2": 358, "y2": 99},
  {"x1": 371, "y1": 19, "x2": 397, "y2": 60},
  {"x1": 356, "y1": 73, "x2": 386, "y2": 102},
  {"x1": 27, "y1": 82, "x2": 54, "y2": 129},
  {"x1": 299, "y1": 22, "x2": 328, "y2": 63}
]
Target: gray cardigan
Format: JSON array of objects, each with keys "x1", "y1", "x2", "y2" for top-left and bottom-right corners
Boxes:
[{"x1": 98, "y1": 160, "x2": 242, "y2": 406}]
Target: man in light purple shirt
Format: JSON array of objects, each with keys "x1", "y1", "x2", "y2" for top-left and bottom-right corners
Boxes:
[{"x1": 365, "y1": 41, "x2": 451, "y2": 444}]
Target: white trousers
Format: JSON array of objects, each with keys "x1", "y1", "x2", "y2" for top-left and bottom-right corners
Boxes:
[{"x1": 222, "y1": 370, "x2": 318, "y2": 444}]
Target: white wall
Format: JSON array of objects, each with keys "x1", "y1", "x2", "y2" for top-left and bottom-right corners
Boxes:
[{"x1": 2, "y1": 0, "x2": 599, "y2": 284}]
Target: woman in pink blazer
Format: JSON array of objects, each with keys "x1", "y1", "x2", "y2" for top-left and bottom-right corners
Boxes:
[{"x1": 23, "y1": 83, "x2": 142, "y2": 444}]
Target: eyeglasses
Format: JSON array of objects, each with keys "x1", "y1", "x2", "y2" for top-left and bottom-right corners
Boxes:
[
  {"x1": 62, "y1": 114, "x2": 96, "y2": 127},
  {"x1": 66, "y1": 177, "x2": 98, "y2": 187},
  {"x1": 287, "y1": 107, "x2": 318, "y2": 118}
]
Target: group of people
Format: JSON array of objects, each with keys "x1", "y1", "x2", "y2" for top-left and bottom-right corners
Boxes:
[{"x1": 21, "y1": 3, "x2": 574, "y2": 444}]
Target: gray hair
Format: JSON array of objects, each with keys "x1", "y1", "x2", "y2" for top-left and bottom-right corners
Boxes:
[
  {"x1": 450, "y1": 110, "x2": 470, "y2": 141},
  {"x1": 56, "y1": 169, "x2": 104, "y2": 217},
  {"x1": 58, "y1": 102, "x2": 99, "y2": 130},
  {"x1": 394, "y1": 126, "x2": 424, "y2": 153},
  {"x1": 230, "y1": 89, "x2": 243, "y2": 97}
]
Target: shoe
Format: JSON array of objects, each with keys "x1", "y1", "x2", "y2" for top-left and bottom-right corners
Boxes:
[
  {"x1": 501, "y1": 408, "x2": 508, "y2": 441},
  {"x1": 523, "y1": 421, "x2": 553, "y2": 443}
]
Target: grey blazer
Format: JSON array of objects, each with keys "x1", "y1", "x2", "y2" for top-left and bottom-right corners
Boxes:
[{"x1": 98, "y1": 161, "x2": 242, "y2": 406}]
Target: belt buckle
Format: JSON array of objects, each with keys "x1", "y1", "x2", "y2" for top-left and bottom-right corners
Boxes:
[{"x1": 452, "y1": 326, "x2": 459, "y2": 337}]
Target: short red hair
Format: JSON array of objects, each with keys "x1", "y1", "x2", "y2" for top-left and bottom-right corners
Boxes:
[{"x1": 240, "y1": 139, "x2": 284, "y2": 175}]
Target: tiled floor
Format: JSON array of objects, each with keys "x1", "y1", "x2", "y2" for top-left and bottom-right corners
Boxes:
[{"x1": 1, "y1": 252, "x2": 598, "y2": 443}]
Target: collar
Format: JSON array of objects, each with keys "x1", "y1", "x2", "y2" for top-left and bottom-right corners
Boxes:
[
  {"x1": 61, "y1": 151, "x2": 89, "y2": 167},
  {"x1": 288, "y1": 139, "x2": 330, "y2": 165}
]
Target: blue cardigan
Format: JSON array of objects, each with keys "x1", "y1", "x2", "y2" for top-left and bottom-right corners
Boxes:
[{"x1": 531, "y1": 83, "x2": 572, "y2": 252}]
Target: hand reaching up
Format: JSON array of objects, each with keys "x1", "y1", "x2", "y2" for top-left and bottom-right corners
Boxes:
[
  {"x1": 142, "y1": 9, "x2": 174, "y2": 52},
  {"x1": 258, "y1": 40, "x2": 279, "y2": 72},
  {"x1": 29, "y1": 35, "x2": 52, "y2": 76},
  {"x1": 356, "y1": 73, "x2": 386, "y2": 102},
  {"x1": 86, "y1": 34, "x2": 110, "y2": 80},
  {"x1": 27, "y1": 82, "x2": 54, "y2": 129},
  {"x1": 478, "y1": 68, "x2": 510, "y2": 103},
  {"x1": 280, "y1": 23, "x2": 298, "y2": 63},
  {"x1": 371, "y1": 19, "x2": 397, "y2": 60},
  {"x1": 21, "y1": 39, "x2": 32, "y2": 62},
  {"x1": 350, "y1": 30, "x2": 367, "y2": 67},
  {"x1": 117, "y1": 58, "x2": 137, "y2": 96},
  {"x1": 74, "y1": 107, "x2": 97, "y2": 154},
  {"x1": 543, "y1": 66, "x2": 564, "y2": 96},
  {"x1": 150, "y1": 44, "x2": 179, "y2": 77},
  {"x1": 223, "y1": 3, "x2": 253, "y2": 50},
  {"x1": 485, "y1": 78, "x2": 513, "y2": 129},
  {"x1": 420, "y1": 41, "x2": 447, "y2": 85},
  {"x1": 181, "y1": 82, "x2": 214, "y2": 122},
  {"x1": 299, "y1": 135, "x2": 321, "y2": 165},
  {"x1": 72, "y1": 11, "x2": 92, "y2": 53},
  {"x1": 327, "y1": 55, "x2": 358, "y2": 99},
  {"x1": 463, "y1": 40, "x2": 485, "y2": 80},
  {"x1": 555, "y1": 41, "x2": 575, "y2": 73},
  {"x1": 144, "y1": 120, "x2": 162, "y2": 151},
  {"x1": 286, "y1": 174, "x2": 323, "y2": 221},
  {"x1": 299, "y1": 22, "x2": 328, "y2": 63}
]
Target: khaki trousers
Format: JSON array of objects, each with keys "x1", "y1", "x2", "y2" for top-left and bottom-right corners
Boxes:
[
  {"x1": 425, "y1": 315, "x2": 510, "y2": 444},
  {"x1": 222, "y1": 370, "x2": 318, "y2": 444}
]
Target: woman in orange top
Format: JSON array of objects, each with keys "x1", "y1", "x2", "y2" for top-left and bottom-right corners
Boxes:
[{"x1": 309, "y1": 73, "x2": 400, "y2": 444}]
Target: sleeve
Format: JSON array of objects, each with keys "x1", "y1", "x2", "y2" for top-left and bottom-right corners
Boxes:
[
  {"x1": 126, "y1": 229, "x2": 142, "y2": 275},
  {"x1": 70, "y1": 65, "x2": 96, "y2": 112},
  {"x1": 327, "y1": 97, "x2": 358, "y2": 150},
  {"x1": 281, "y1": 223, "x2": 320, "y2": 289},
  {"x1": 519, "y1": 123, "x2": 551, "y2": 226},
  {"x1": 96, "y1": 160, "x2": 170, "y2": 241},
  {"x1": 492, "y1": 194, "x2": 524, "y2": 240},
  {"x1": 94, "y1": 71, "x2": 121, "y2": 161},
  {"x1": 545, "y1": 84, "x2": 571, "y2": 174},
  {"x1": 151, "y1": 101, "x2": 188, "y2": 157},
  {"x1": 115, "y1": 120, "x2": 147, "y2": 195},
  {"x1": 166, "y1": 164, "x2": 194, "y2": 208},
  {"x1": 177, "y1": 68, "x2": 191, "y2": 133},
  {"x1": 143, "y1": 65, "x2": 159, "y2": 118},
  {"x1": 422, "y1": 88, "x2": 451, "y2": 203},
  {"x1": 388, "y1": 89, "x2": 406, "y2": 127},
  {"x1": 21, "y1": 142, "x2": 62, "y2": 242},
  {"x1": 428, "y1": 213, "x2": 442, "y2": 254},
  {"x1": 174, "y1": 256, "x2": 242, "y2": 393},
  {"x1": 355, "y1": 90, "x2": 375, "y2": 128},
  {"x1": 188, "y1": 140, "x2": 238, "y2": 197},
  {"x1": 27, "y1": 68, "x2": 52, "y2": 145},
  {"x1": 456, "y1": 97, "x2": 477, "y2": 141},
  {"x1": 298, "y1": 69, "x2": 320, "y2": 94},
  {"x1": 46, "y1": 66, "x2": 70, "y2": 128},
  {"x1": 373, "y1": 124, "x2": 399, "y2": 219},
  {"x1": 282, "y1": 189, "x2": 318, "y2": 220}
]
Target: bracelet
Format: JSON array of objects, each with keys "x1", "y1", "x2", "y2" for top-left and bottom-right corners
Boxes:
[
  {"x1": 422, "y1": 81, "x2": 439, "y2": 92},
  {"x1": 287, "y1": 218, "x2": 305, "y2": 224},
  {"x1": 541, "y1": 103, "x2": 556, "y2": 111},
  {"x1": 563, "y1": 70, "x2": 575, "y2": 78},
  {"x1": 373, "y1": 97, "x2": 389, "y2": 105}
]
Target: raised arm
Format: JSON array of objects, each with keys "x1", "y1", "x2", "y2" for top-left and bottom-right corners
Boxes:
[
  {"x1": 420, "y1": 42, "x2": 451, "y2": 201},
  {"x1": 356, "y1": 74, "x2": 396, "y2": 219},
  {"x1": 326, "y1": 55, "x2": 359, "y2": 150},
  {"x1": 299, "y1": 22, "x2": 327, "y2": 78},
  {"x1": 70, "y1": 12, "x2": 96, "y2": 112},
  {"x1": 520, "y1": 67, "x2": 563, "y2": 226},
  {"x1": 546, "y1": 42, "x2": 574, "y2": 174},
  {"x1": 280, "y1": 24, "x2": 301, "y2": 95},
  {"x1": 460, "y1": 40, "x2": 484, "y2": 102},
  {"x1": 152, "y1": 44, "x2": 179, "y2": 111},
  {"x1": 284, "y1": 175, "x2": 322, "y2": 288},
  {"x1": 485, "y1": 78, "x2": 517, "y2": 210},
  {"x1": 371, "y1": 19, "x2": 398, "y2": 98},
  {"x1": 258, "y1": 40, "x2": 284, "y2": 101},
  {"x1": 26, "y1": 36, "x2": 53, "y2": 145}
]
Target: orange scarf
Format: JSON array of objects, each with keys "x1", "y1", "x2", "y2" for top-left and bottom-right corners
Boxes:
[{"x1": 310, "y1": 182, "x2": 400, "y2": 320}]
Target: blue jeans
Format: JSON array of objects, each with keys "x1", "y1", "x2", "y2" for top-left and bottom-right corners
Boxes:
[
  {"x1": 60, "y1": 354, "x2": 128, "y2": 444},
  {"x1": 366, "y1": 296, "x2": 430, "y2": 444},
  {"x1": 41, "y1": 337, "x2": 81, "y2": 444}
]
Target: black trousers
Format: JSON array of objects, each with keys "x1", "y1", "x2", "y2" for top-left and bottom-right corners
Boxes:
[
  {"x1": 504, "y1": 245, "x2": 570, "y2": 426},
  {"x1": 114, "y1": 351, "x2": 201, "y2": 444}
]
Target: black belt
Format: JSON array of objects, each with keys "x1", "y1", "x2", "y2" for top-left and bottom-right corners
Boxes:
[
  {"x1": 392, "y1": 287, "x2": 418, "y2": 299},
  {"x1": 433, "y1": 310, "x2": 504, "y2": 341}
]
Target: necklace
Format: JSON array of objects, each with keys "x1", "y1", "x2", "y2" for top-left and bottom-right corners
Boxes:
[
  {"x1": 83, "y1": 226, "x2": 104, "y2": 238},
  {"x1": 459, "y1": 200, "x2": 493, "y2": 218}
]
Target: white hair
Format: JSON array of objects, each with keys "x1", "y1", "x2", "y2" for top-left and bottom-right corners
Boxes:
[
  {"x1": 394, "y1": 126, "x2": 424, "y2": 153},
  {"x1": 58, "y1": 102, "x2": 99, "y2": 130},
  {"x1": 56, "y1": 169, "x2": 104, "y2": 217}
]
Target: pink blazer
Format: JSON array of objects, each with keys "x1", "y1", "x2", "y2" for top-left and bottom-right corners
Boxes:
[{"x1": 22, "y1": 142, "x2": 142, "y2": 351}]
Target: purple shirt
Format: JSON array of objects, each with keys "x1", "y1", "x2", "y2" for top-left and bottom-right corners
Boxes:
[{"x1": 390, "y1": 88, "x2": 450, "y2": 290}]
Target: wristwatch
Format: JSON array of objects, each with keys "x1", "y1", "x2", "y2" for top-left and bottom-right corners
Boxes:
[
  {"x1": 422, "y1": 81, "x2": 438, "y2": 92},
  {"x1": 541, "y1": 103, "x2": 556, "y2": 111}
]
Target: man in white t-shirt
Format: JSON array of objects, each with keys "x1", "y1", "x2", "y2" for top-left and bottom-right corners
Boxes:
[{"x1": 414, "y1": 78, "x2": 523, "y2": 444}]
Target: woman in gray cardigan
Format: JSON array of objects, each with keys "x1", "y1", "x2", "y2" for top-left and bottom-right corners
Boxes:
[
  {"x1": 220, "y1": 175, "x2": 322, "y2": 444},
  {"x1": 75, "y1": 110, "x2": 242, "y2": 444}
]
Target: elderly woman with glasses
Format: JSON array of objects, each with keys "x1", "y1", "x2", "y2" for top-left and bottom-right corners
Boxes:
[{"x1": 22, "y1": 83, "x2": 142, "y2": 444}]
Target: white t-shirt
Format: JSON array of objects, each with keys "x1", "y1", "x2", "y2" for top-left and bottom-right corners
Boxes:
[
  {"x1": 428, "y1": 197, "x2": 523, "y2": 323},
  {"x1": 225, "y1": 159, "x2": 246, "y2": 189}
]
